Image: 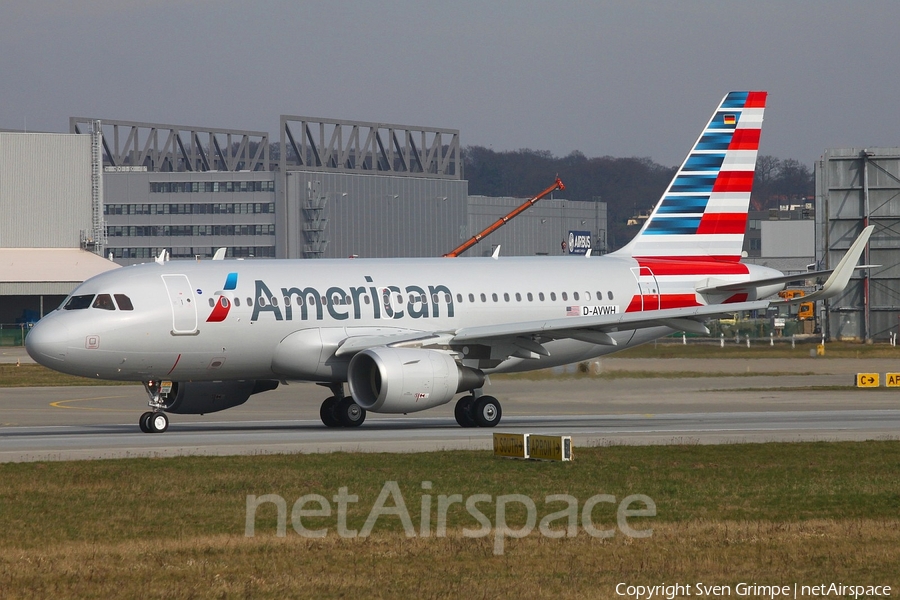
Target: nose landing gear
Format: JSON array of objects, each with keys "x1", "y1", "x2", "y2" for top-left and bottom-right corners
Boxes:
[
  {"x1": 139, "y1": 380, "x2": 171, "y2": 434},
  {"x1": 139, "y1": 410, "x2": 169, "y2": 433}
]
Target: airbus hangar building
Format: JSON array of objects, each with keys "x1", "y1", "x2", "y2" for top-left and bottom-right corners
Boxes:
[{"x1": 0, "y1": 115, "x2": 606, "y2": 325}]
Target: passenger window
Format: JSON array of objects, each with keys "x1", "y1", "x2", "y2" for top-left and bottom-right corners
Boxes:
[
  {"x1": 573, "y1": 292, "x2": 580, "y2": 301},
  {"x1": 247, "y1": 298, "x2": 253, "y2": 306},
  {"x1": 92, "y1": 294, "x2": 115, "y2": 310},
  {"x1": 480, "y1": 293, "x2": 486, "y2": 302},
  {"x1": 208, "y1": 298, "x2": 215, "y2": 308},
  {"x1": 114, "y1": 294, "x2": 134, "y2": 310},
  {"x1": 492, "y1": 293, "x2": 498, "y2": 302},
  {"x1": 469, "y1": 293, "x2": 475, "y2": 303},
  {"x1": 527, "y1": 293, "x2": 533, "y2": 301},
  {"x1": 503, "y1": 293, "x2": 510, "y2": 302},
  {"x1": 596, "y1": 291, "x2": 603, "y2": 301},
  {"x1": 234, "y1": 298, "x2": 240, "y2": 307},
  {"x1": 608, "y1": 291, "x2": 614, "y2": 300},
  {"x1": 456, "y1": 294, "x2": 463, "y2": 303},
  {"x1": 550, "y1": 292, "x2": 556, "y2": 301},
  {"x1": 562, "y1": 292, "x2": 568, "y2": 301},
  {"x1": 538, "y1": 292, "x2": 544, "y2": 301},
  {"x1": 64, "y1": 294, "x2": 95, "y2": 310},
  {"x1": 516, "y1": 293, "x2": 522, "y2": 302}
]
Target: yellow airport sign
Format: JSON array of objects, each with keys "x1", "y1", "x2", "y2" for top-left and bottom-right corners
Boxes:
[
  {"x1": 856, "y1": 373, "x2": 880, "y2": 388},
  {"x1": 528, "y1": 435, "x2": 573, "y2": 462},
  {"x1": 493, "y1": 433, "x2": 528, "y2": 459},
  {"x1": 886, "y1": 373, "x2": 900, "y2": 387}
]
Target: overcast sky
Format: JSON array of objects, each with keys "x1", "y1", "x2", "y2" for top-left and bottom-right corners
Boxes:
[{"x1": 2, "y1": 1, "x2": 898, "y2": 168}]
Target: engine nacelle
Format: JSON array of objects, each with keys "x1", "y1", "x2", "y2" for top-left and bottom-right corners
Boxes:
[
  {"x1": 348, "y1": 347, "x2": 484, "y2": 413},
  {"x1": 162, "y1": 380, "x2": 278, "y2": 414}
]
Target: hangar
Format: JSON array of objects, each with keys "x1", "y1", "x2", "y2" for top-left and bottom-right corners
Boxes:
[
  {"x1": 0, "y1": 130, "x2": 118, "y2": 332},
  {"x1": 1, "y1": 115, "x2": 607, "y2": 334},
  {"x1": 68, "y1": 115, "x2": 607, "y2": 264},
  {"x1": 816, "y1": 148, "x2": 900, "y2": 341}
]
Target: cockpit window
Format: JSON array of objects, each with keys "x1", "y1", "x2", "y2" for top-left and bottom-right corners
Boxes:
[
  {"x1": 92, "y1": 294, "x2": 116, "y2": 310},
  {"x1": 114, "y1": 294, "x2": 134, "y2": 311},
  {"x1": 64, "y1": 294, "x2": 94, "y2": 310}
]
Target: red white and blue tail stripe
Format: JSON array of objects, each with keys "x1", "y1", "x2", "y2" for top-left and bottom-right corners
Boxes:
[{"x1": 616, "y1": 91, "x2": 766, "y2": 262}]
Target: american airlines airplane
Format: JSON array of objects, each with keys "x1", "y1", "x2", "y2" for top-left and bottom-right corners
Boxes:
[{"x1": 26, "y1": 91, "x2": 873, "y2": 434}]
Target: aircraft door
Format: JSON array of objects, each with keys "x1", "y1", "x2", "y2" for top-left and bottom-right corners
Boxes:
[
  {"x1": 630, "y1": 266, "x2": 661, "y2": 311},
  {"x1": 162, "y1": 274, "x2": 199, "y2": 334}
]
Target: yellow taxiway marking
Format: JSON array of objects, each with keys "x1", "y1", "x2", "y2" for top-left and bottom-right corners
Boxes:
[{"x1": 49, "y1": 396, "x2": 135, "y2": 411}]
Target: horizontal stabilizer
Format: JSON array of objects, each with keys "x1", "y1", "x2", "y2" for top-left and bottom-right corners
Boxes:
[{"x1": 772, "y1": 225, "x2": 874, "y2": 304}]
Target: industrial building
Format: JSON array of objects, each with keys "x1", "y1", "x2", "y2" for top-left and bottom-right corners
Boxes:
[
  {"x1": 816, "y1": 148, "x2": 900, "y2": 342},
  {"x1": 0, "y1": 131, "x2": 118, "y2": 326},
  {"x1": 0, "y1": 115, "x2": 607, "y2": 329}
]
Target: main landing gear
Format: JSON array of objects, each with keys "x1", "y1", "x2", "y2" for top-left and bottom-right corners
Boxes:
[
  {"x1": 319, "y1": 384, "x2": 366, "y2": 428},
  {"x1": 454, "y1": 394, "x2": 502, "y2": 428},
  {"x1": 139, "y1": 380, "x2": 170, "y2": 434}
]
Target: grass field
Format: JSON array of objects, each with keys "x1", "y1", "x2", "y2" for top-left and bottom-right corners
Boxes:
[{"x1": 0, "y1": 442, "x2": 897, "y2": 597}]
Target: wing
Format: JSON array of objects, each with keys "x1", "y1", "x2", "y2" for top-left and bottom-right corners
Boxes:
[{"x1": 449, "y1": 300, "x2": 770, "y2": 352}]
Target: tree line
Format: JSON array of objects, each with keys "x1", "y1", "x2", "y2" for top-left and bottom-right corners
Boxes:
[{"x1": 462, "y1": 147, "x2": 814, "y2": 250}]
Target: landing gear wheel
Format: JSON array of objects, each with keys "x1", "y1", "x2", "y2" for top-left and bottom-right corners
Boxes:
[
  {"x1": 336, "y1": 397, "x2": 366, "y2": 427},
  {"x1": 148, "y1": 412, "x2": 169, "y2": 433},
  {"x1": 320, "y1": 396, "x2": 341, "y2": 428},
  {"x1": 139, "y1": 411, "x2": 154, "y2": 433},
  {"x1": 454, "y1": 395, "x2": 477, "y2": 428},
  {"x1": 472, "y1": 396, "x2": 502, "y2": 427}
]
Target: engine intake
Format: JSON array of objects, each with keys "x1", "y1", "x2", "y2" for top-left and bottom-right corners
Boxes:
[
  {"x1": 348, "y1": 347, "x2": 484, "y2": 413},
  {"x1": 162, "y1": 380, "x2": 278, "y2": 414}
]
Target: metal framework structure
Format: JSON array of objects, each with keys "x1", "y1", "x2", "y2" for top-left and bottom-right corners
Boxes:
[
  {"x1": 280, "y1": 116, "x2": 461, "y2": 179},
  {"x1": 70, "y1": 118, "x2": 271, "y2": 172},
  {"x1": 816, "y1": 148, "x2": 900, "y2": 341}
]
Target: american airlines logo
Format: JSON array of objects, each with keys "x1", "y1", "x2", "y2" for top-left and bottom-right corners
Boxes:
[{"x1": 206, "y1": 272, "x2": 239, "y2": 322}]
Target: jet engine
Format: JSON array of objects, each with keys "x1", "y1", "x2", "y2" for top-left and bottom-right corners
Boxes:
[
  {"x1": 162, "y1": 380, "x2": 279, "y2": 414},
  {"x1": 348, "y1": 347, "x2": 484, "y2": 413}
]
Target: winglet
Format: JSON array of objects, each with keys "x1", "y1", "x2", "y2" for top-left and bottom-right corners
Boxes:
[{"x1": 776, "y1": 225, "x2": 874, "y2": 304}]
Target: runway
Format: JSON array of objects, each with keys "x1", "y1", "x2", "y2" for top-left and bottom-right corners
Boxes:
[{"x1": 2, "y1": 356, "x2": 899, "y2": 462}]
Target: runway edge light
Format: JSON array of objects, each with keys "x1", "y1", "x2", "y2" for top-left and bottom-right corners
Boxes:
[
  {"x1": 528, "y1": 435, "x2": 573, "y2": 462},
  {"x1": 493, "y1": 433, "x2": 529, "y2": 459}
]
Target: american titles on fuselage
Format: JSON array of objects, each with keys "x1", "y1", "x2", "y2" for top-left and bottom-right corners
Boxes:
[{"x1": 226, "y1": 277, "x2": 620, "y2": 323}]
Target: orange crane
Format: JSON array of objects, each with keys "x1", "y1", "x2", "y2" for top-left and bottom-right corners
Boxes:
[{"x1": 444, "y1": 177, "x2": 565, "y2": 257}]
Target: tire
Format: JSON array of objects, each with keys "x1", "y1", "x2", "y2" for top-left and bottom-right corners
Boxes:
[
  {"x1": 336, "y1": 397, "x2": 366, "y2": 427},
  {"x1": 472, "y1": 396, "x2": 502, "y2": 427},
  {"x1": 320, "y1": 396, "x2": 341, "y2": 428},
  {"x1": 149, "y1": 412, "x2": 169, "y2": 433},
  {"x1": 139, "y1": 411, "x2": 153, "y2": 433},
  {"x1": 454, "y1": 396, "x2": 477, "y2": 428}
]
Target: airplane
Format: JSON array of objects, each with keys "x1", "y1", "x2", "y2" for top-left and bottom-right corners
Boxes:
[{"x1": 25, "y1": 91, "x2": 874, "y2": 434}]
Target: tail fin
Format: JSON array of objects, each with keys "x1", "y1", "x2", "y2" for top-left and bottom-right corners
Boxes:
[{"x1": 615, "y1": 91, "x2": 767, "y2": 262}]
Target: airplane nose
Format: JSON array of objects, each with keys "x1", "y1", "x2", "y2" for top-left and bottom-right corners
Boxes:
[{"x1": 25, "y1": 318, "x2": 70, "y2": 366}]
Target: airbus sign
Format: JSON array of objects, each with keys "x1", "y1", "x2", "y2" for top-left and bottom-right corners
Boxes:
[{"x1": 568, "y1": 230, "x2": 592, "y2": 255}]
